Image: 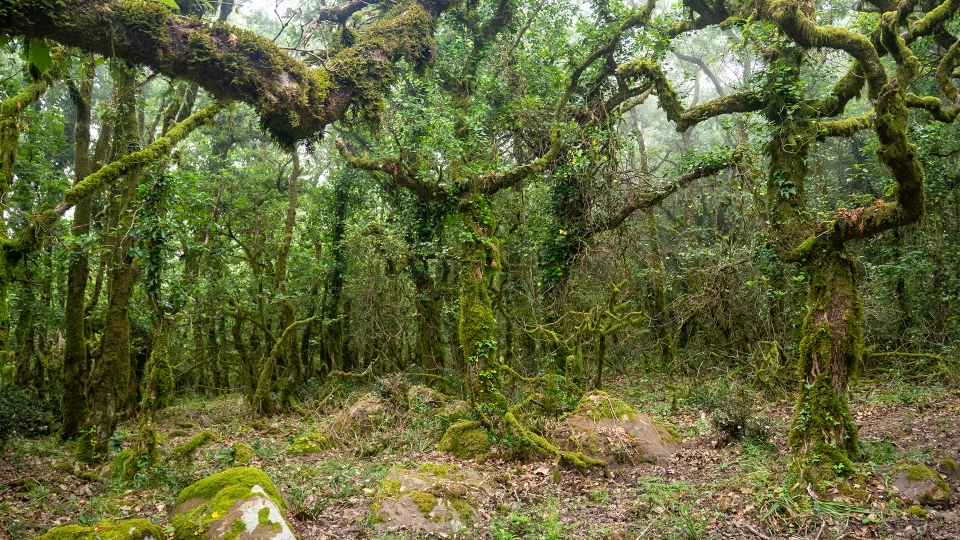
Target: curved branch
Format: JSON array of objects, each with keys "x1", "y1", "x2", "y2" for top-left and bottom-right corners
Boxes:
[
  {"x1": 905, "y1": 92, "x2": 960, "y2": 122},
  {"x1": 593, "y1": 149, "x2": 739, "y2": 234},
  {"x1": 335, "y1": 138, "x2": 446, "y2": 200},
  {"x1": 616, "y1": 59, "x2": 763, "y2": 131},
  {"x1": 1, "y1": 0, "x2": 442, "y2": 147},
  {"x1": 760, "y1": 0, "x2": 887, "y2": 99},
  {"x1": 15, "y1": 103, "x2": 222, "y2": 255}
]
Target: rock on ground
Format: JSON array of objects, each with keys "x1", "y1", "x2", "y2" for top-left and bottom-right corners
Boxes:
[
  {"x1": 554, "y1": 390, "x2": 680, "y2": 466},
  {"x1": 35, "y1": 518, "x2": 164, "y2": 539},
  {"x1": 328, "y1": 394, "x2": 389, "y2": 438},
  {"x1": 171, "y1": 466, "x2": 296, "y2": 540},
  {"x1": 892, "y1": 465, "x2": 953, "y2": 507},
  {"x1": 371, "y1": 462, "x2": 489, "y2": 535}
]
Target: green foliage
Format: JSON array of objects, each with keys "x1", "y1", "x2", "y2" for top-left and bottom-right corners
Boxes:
[
  {"x1": 0, "y1": 384, "x2": 59, "y2": 447},
  {"x1": 689, "y1": 379, "x2": 771, "y2": 445}
]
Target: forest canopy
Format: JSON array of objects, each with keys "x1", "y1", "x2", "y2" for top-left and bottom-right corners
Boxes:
[{"x1": 2, "y1": 0, "x2": 960, "y2": 537}]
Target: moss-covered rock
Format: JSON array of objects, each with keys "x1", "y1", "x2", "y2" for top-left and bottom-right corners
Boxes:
[
  {"x1": 892, "y1": 465, "x2": 952, "y2": 506},
  {"x1": 938, "y1": 457, "x2": 959, "y2": 481},
  {"x1": 288, "y1": 432, "x2": 331, "y2": 455},
  {"x1": 438, "y1": 400, "x2": 470, "y2": 423},
  {"x1": 328, "y1": 394, "x2": 389, "y2": 438},
  {"x1": 554, "y1": 391, "x2": 680, "y2": 467},
  {"x1": 35, "y1": 518, "x2": 164, "y2": 539},
  {"x1": 907, "y1": 505, "x2": 929, "y2": 519},
  {"x1": 407, "y1": 384, "x2": 444, "y2": 410},
  {"x1": 437, "y1": 420, "x2": 490, "y2": 460},
  {"x1": 231, "y1": 442, "x2": 255, "y2": 465},
  {"x1": 371, "y1": 463, "x2": 488, "y2": 534},
  {"x1": 170, "y1": 430, "x2": 215, "y2": 462},
  {"x1": 171, "y1": 467, "x2": 296, "y2": 540}
]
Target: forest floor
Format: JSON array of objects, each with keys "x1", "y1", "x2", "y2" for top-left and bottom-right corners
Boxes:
[{"x1": 1, "y1": 369, "x2": 958, "y2": 540}]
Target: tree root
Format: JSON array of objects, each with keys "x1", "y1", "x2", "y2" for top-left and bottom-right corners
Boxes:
[{"x1": 502, "y1": 411, "x2": 606, "y2": 469}]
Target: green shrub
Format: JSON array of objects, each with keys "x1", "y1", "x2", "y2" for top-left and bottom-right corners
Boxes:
[
  {"x1": 689, "y1": 378, "x2": 770, "y2": 445},
  {"x1": 0, "y1": 385, "x2": 60, "y2": 447}
]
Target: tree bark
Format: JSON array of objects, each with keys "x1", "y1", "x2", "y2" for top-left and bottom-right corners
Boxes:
[
  {"x1": 78, "y1": 67, "x2": 142, "y2": 461},
  {"x1": 788, "y1": 248, "x2": 862, "y2": 479},
  {"x1": 1, "y1": 0, "x2": 444, "y2": 146},
  {"x1": 62, "y1": 57, "x2": 97, "y2": 440}
]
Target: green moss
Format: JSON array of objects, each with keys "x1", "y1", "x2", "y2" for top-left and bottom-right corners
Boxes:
[
  {"x1": 445, "y1": 496, "x2": 475, "y2": 524},
  {"x1": 408, "y1": 490, "x2": 438, "y2": 516},
  {"x1": 36, "y1": 518, "x2": 164, "y2": 539},
  {"x1": 438, "y1": 420, "x2": 490, "y2": 460},
  {"x1": 572, "y1": 391, "x2": 639, "y2": 422},
  {"x1": 170, "y1": 430, "x2": 214, "y2": 461},
  {"x1": 173, "y1": 467, "x2": 289, "y2": 540},
  {"x1": 176, "y1": 467, "x2": 284, "y2": 508},
  {"x1": 289, "y1": 431, "x2": 332, "y2": 455},
  {"x1": 907, "y1": 505, "x2": 928, "y2": 518},
  {"x1": 900, "y1": 464, "x2": 951, "y2": 491},
  {"x1": 418, "y1": 463, "x2": 460, "y2": 478},
  {"x1": 230, "y1": 442, "x2": 254, "y2": 465},
  {"x1": 380, "y1": 476, "x2": 402, "y2": 498},
  {"x1": 112, "y1": 450, "x2": 134, "y2": 481},
  {"x1": 940, "y1": 458, "x2": 959, "y2": 476},
  {"x1": 224, "y1": 519, "x2": 245, "y2": 540}
]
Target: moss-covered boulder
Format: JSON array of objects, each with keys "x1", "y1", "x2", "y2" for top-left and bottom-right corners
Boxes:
[
  {"x1": 437, "y1": 420, "x2": 490, "y2": 460},
  {"x1": 892, "y1": 465, "x2": 953, "y2": 506},
  {"x1": 35, "y1": 518, "x2": 164, "y2": 539},
  {"x1": 231, "y1": 442, "x2": 255, "y2": 465},
  {"x1": 288, "y1": 431, "x2": 332, "y2": 455},
  {"x1": 371, "y1": 463, "x2": 489, "y2": 534},
  {"x1": 407, "y1": 385, "x2": 444, "y2": 410},
  {"x1": 328, "y1": 394, "x2": 389, "y2": 438},
  {"x1": 171, "y1": 467, "x2": 296, "y2": 540},
  {"x1": 553, "y1": 391, "x2": 680, "y2": 467},
  {"x1": 938, "y1": 458, "x2": 959, "y2": 481},
  {"x1": 438, "y1": 400, "x2": 470, "y2": 423}
]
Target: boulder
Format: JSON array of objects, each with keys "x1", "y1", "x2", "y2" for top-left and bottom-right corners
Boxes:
[
  {"x1": 171, "y1": 467, "x2": 296, "y2": 540},
  {"x1": 230, "y1": 442, "x2": 255, "y2": 465},
  {"x1": 371, "y1": 463, "x2": 488, "y2": 534},
  {"x1": 288, "y1": 432, "x2": 331, "y2": 455},
  {"x1": 937, "y1": 458, "x2": 959, "y2": 481},
  {"x1": 407, "y1": 385, "x2": 444, "y2": 410},
  {"x1": 328, "y1": 394, "x2": 388, "y2": 437},
  {"x1": 438, "y1": 400, "x2": 470, "y2": 423},
  {"x1": 554, "y1": 391, "x2": 680, "y2": 466},
  {"x1": 892, "y1": 465, "x2": 953, "y2": 507},
  {"x1": 437, "y1": 420, "x2": 490, "y2": 460},
  {"x1": 35, "y1": 519, "x2": 163, "y2": 539}
]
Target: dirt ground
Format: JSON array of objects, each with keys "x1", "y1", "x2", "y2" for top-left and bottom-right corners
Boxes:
[{"x1": 1, "y1": 371, "x2": 958, "y2": 539}]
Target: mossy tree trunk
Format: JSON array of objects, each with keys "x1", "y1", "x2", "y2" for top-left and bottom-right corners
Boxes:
[
  {"x1": 411, "y1": 256, "x2": 445, "y2": 379},
  {"x1": 645, "y1": 208, "x2": 673, "y2": 369},
  {"x1": 276, "y1": 153, "x2": 303, "y2": 409},
  {"x1": 458, "y1": 195, "x2": 506, "y2": 424},
  {"x1": 319, "y1": 167, "x2": 353, "y2": 375},
  {"x1": 79, "y1": 66, "x2": 142, "y2": 461},
  {"x1": 788, "y1": 248, "x2": 862, "y2": 479},
  {"x1": 61, "y1": 56, "x2": 97, "y2": 440}
]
